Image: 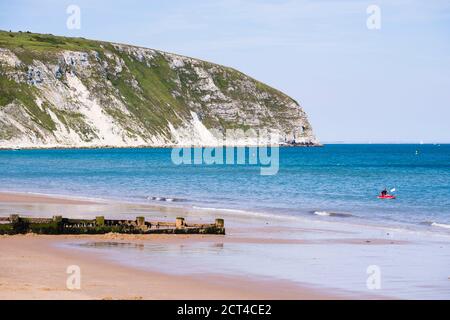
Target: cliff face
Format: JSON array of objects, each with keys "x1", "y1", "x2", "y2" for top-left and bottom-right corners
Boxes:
[{"x1": 0, "y1": 31, "x2": 319, "y2": 148}]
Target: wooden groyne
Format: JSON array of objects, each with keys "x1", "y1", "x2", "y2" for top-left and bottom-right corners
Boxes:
[{"x1": 0, "y1": 215, "x2": 225, "y2": 235}]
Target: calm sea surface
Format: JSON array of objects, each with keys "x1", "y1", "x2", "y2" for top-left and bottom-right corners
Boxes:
[{"x1": 1, "y1": 144, "x2": 449, "y2": 231}]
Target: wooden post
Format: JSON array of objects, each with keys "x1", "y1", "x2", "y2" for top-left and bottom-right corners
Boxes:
[
  {"x1": 215, "y1": 218, "x2": 224, "y2": 228},
  {"x1": 175, "y1": 217, "x2": 185, "y2": 229},
  {"x1": 136, "y1": 216, "x2": 145, "y2": 228},
  {"x1": 9, "y1": 214, "x2": 19, "y2": 223},
  {"x1": 96, "y1": 216, "x2": 105, "y2": 226}
]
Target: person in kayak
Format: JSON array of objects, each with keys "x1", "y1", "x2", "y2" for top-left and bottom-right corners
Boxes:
[{"x1": 380, "y1": 188, "x2": 388, "y2": 197}]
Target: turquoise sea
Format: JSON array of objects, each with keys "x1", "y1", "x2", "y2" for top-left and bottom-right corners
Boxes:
[{"x1": 0, "y1": 144, "x2": 449, "y2": 232}]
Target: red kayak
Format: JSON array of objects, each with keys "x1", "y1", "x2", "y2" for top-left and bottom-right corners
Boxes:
[{"x1": 378, "y1": 195, "x2": 396, "y2": 199}]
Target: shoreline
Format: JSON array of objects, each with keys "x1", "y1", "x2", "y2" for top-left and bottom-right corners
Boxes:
[
  {"x1": 1, "y1": 190, "x2": 450, "y2": 299},
  {"x1": 0, "y1": 191, "x2": 413, "y2": 247},
  {"x1": 0, "y1": 191, "x2": 366, "y2": 300},
  {"x1": 0, "y1": 143, "x2": 322, "y2": 151},
  {"x1": 1, "y1": 190, "x2": 449, "y2": 238},
  {"x1": 0, "y1": 191, "x2": 99, "y2": 205},
  {"x1": 1, "y1": 143, "x2": 448, "y2": 151}
]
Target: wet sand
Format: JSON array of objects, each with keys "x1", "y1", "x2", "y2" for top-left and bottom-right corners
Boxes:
[
  {"x1": 0, "y1": 191, "x2": 97, "y2": 205},
  {"x1": 0, "y1": 235, "x2": 338, "y2": 300},
  {"x1": 0, "y1": 192, "x2": 338, "y2": 299},
  {"x1": 1, "y1": 191, "x2": 449, "y2": 300}
]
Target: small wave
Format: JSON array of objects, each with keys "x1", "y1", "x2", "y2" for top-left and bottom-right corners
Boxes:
[
  {"x1": 192, "y1": 206, "x2": 302, "y2": 221},
  {"x1": 313, "y1": 211, "x2": 331, "y2": 216},
  {"x1": 193, "y1": 206, "x2": 252, "y2": 214},
  {"x1": 312, "y1": 211, "x2": 353, "y2": 218},
  {"x1": 432, "y1": 222, "x2": 450, "y2": 229},
  {"x1": 421, "y1": 221, "x2": 450, "y2": 230},
  {"x1": 147, "y1": 196, "x2": 184, "y2": 202}
]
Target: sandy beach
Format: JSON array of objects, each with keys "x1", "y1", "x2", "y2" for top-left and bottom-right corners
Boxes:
[
  {"x1": 0, "y1": 192, "x2": 337, "y2": 300},
  {"x1": 0, "y1": 192, "x2": 97, "y2": 205},
  {"x1": 1, "y1": 0, "x2": 449, "y2": 305},
  {"x1": 1, "y1": 191, "x2": 449, "y2": 300},
  {"x1": 0, "y1": 235, "x2": 339, "y2": 300}
]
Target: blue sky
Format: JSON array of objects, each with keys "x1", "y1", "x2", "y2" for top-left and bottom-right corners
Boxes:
[{"x1": 1, "y1": 0, "x2": 449, "y2": 142}]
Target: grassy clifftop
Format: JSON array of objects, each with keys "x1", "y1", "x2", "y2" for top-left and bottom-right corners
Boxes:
[{"x1": 0, "y1": 30, "x2": 318, "y2": 148}]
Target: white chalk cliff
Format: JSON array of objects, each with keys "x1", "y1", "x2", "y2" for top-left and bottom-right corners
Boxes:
[{"x1": 0, "y1": 31, "x2": 319, "y2": 149}]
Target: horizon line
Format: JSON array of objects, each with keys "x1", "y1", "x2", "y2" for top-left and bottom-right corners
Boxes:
[{"x1": 321, "y1": 141, "x2": 450, "y2": 145}]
